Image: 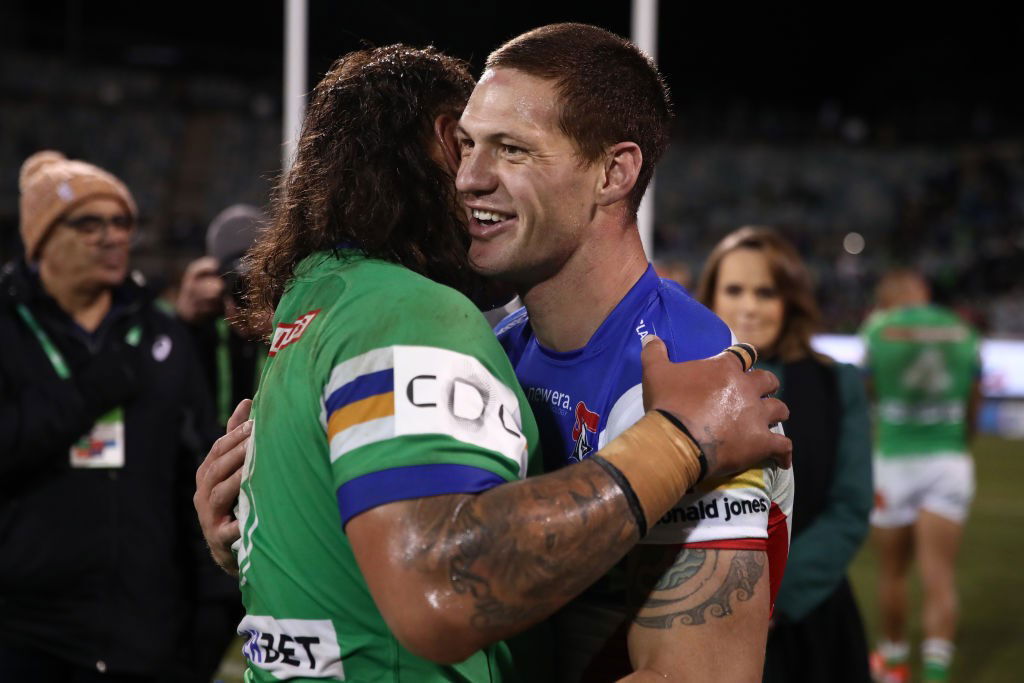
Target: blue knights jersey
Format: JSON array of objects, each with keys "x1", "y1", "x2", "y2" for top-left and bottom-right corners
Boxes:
[
  {"x1": 496, "y1": 265, "x2": 794, "y2": 549},
  {"x1": 498, "y1": 265, "x2": 794, "y2": 680}
]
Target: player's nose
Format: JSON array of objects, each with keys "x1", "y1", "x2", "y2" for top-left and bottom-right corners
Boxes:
[{"x1": 456, "y1": 147, "x2": 497, "y2": 195}]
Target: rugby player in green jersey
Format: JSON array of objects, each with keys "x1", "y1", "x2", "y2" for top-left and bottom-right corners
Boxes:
[
  {"x1": 862, "y1": 270, "x2": 982, "y2": 683},
  {"x1": 194, "y1": 44, "x2": 791, "y2": 682}
]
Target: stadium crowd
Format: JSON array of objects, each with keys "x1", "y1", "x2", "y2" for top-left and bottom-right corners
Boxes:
[{"x1": 2, "y1": 50, "x2": 1022, "y2": 337}]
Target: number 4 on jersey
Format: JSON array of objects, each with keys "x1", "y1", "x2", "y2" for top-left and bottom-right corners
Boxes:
[{"x1": 901, "y1": 347, "x2": 952, "y2": 396}]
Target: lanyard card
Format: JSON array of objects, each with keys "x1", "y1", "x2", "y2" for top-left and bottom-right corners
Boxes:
[
  {"x1": 70, "y1": 407, "x2": 126, "y2": 469},
  {"x1": 17, "y1": 304, "x2": 137, "y2": 470}
]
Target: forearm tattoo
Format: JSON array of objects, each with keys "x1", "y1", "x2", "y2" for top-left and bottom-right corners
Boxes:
[
  {"x1": 629, "y1": 547, "x2": 765, "y2": 629},
  {"x1": 697, "y1": 426, "x2": 722, "y2": 478},
  {"x1": 401, "y1": 460, "x2": 638, "y2": 634}
]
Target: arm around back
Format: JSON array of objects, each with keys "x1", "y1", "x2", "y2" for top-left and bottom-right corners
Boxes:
[
  {"x1": 346, "y1": 457, "x2": 638, "y2": 663},
  {"x1": 345, "y1": 341, "x2": 790, "y2": 664}
]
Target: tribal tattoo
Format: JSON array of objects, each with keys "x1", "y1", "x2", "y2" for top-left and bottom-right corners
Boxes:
[
  {"x1": 628, "y1": 546, "x2": 765, "y2": 629},
  {"x1": 401, "y1": 459, "x2": 638, "y2": 635}
]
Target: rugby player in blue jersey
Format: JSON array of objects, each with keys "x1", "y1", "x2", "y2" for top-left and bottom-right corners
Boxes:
[{"x1": 454, "y1": 24, "x2": 794, "y2": 681}]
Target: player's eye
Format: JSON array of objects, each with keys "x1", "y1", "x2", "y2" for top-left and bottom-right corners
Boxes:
[
  {"x1": 457, "y1": 137, "x2": 474, "y2": 154},
  {"x1": 501, "y1": 143, "x2": 526, "y2": 156},
  {"x1": 756, "y1": 287, "x2": 779, "y2": 300}
]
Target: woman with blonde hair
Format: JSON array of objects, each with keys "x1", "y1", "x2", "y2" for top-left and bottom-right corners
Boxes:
[{"x1": 697, "y1": 226, "x2": 873, "y2": 682}]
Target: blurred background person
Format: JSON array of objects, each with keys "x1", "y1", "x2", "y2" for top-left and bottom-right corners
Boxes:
[
  {"x1": 173, "y1": 204, "x2": 267, "y2": 681},
  {"x1": 175, "y1": 204, "x2": 268, "y2": 427},
  {"x1": 698, "y1": 226, "x2": 873, "y2": 683},
  {"x1": 0, "y1": 151, "x2": 217, "y2": 682},
  {"x1": 861, "y1": 270, "x2": 981, "y2": 683}
]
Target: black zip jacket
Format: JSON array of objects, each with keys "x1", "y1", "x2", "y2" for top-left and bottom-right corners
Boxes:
[{"x1": 0, "y1": 260, "x2": 219, "y2": 676}]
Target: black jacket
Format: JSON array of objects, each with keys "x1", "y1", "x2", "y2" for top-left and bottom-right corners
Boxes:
[{"x1": 0, "y1": 260, "x2": 218, "y2": 676}]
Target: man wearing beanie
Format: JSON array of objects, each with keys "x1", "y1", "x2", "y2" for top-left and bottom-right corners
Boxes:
[{"x1": 0, "y1": 151, "x2": 219, "y2": 681}]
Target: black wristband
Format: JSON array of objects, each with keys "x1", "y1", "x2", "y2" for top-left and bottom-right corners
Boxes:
[
  {"x1": 654, "y1": 409, "x2": 708, "y2": 483},
  {"x1": 590, "y1": 454, "x2": 647, "y2": 538}
]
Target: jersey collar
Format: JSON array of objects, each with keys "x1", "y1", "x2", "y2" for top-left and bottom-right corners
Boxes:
[{"x1": 533, "y1": 264, "x2": 660, "y2": 362}]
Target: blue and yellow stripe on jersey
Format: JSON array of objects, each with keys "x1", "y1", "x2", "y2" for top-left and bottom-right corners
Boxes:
[
  {"x1": 325, "y1": 369, "x2": 394, "y2": 438},
  {"x1": 323, "y1": 344, "x2": 524, "y2": 526},
  {"x1": 322, "y1": 348, "x2": 396, "y2": 462}
]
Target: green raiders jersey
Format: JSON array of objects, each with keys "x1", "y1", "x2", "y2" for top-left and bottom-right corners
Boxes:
[
  {"x1": 233, "y1": 251, "x2": 542, "y2": 682},
  {"x1": 861, "y1": 304, "x2": 980, "y2": 457}
]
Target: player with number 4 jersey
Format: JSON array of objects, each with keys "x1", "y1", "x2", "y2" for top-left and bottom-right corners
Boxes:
[
  {"x1": 861, "y1": 300, "x2": 981, "y2": 526},
  {"x1": 861, "y1": 270, "x2": 981, "y2": 683}
]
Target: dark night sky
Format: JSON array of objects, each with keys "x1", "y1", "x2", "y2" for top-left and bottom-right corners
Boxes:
[
  {"x1": 3, "y1": 2, "x2": 1019, "y2": 96},
  {"x1": 2, "y1": 1, "x2": 1021, "y2": 137}
]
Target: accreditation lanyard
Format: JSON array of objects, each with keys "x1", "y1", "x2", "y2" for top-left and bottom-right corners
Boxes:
[
  {"x1": 215, "y1": 317, "x2": 267, "y2": 425},
  {"x1": 17, "y1": 303, "x2": 141, "y2": 468}
]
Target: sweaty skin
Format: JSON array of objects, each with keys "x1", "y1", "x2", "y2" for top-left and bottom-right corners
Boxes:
[{"x1": 195, "y1": 339, "x2": 790, "y2": 663}]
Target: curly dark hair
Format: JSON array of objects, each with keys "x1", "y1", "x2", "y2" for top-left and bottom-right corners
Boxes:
[{"x1": 244, "y1": 45, "x2": 479, "y2": 325}]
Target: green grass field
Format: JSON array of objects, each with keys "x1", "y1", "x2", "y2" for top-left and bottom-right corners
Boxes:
[
  {"x1": 215, "y1": 436, "x2": 1024, "y2": 682},
  {"x1": 849, "y1": 436, "x2": 1024, "y2": 682}
]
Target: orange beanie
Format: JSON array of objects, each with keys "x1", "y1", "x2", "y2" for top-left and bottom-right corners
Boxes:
[{"x1": 18, "y1": 151, "x2": 138, "y2": 262}]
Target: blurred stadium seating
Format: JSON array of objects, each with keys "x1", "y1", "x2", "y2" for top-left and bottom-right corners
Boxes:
[{"x1": 4, "y1": 49, "x2": 1020, "y2": 337}]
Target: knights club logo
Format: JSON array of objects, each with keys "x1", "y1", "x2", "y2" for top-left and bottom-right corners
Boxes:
[{"x1": 570, "y1": 401, "x2": 601, "y2": 462}]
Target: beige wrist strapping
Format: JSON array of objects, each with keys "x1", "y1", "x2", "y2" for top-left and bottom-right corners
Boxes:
[{"x1": 590, "y1": 411, "x2": 704, "y2": 537}]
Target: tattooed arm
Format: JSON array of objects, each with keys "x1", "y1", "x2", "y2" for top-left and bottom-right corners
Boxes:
[
  {"x1": 345, "y1": 341, "x2": 788, "y2": 664},
  {"x1": 346, "y1": 457, "x2": 638, "y2": 663},
  {"x1": 621, "y1": 546, "x2": 770, "y2": 682},
  {"x1": 196, "y1": 339, "x2": 791, "y2": 663}
]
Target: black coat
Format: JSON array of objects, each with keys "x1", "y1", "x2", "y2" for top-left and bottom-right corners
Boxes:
[
  {"x1": 761, "y1": 356, "x2": 872, "y2": 683},
  {"x1": 0, "y1": 261, "x2": 218, "y2": 676}
]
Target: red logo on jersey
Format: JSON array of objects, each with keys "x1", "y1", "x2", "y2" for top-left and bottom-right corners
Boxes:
[
  {"x1": 570, "y1": 401, "x2": 601, "y2": 462},
  {"x1": 269, "y1": 309, "x2": 321, "y2": 357}
]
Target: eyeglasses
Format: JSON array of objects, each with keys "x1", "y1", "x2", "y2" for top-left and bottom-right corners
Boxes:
[{"x1": 61, "y1": 214, "x2": 136, "y2": 241}]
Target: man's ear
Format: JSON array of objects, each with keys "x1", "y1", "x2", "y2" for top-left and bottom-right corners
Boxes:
[
  {"x1": 596, "y1": 142, "x2": 643, "y2": 207},
  {"x1": 434, "y1": 114, "x2": 461, "y2": 174}
]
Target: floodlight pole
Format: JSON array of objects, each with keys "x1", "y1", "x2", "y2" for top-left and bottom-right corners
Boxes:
[
  {"x1": 631, "y1": 0, "x2": 659, "y2": 260},
  {"x1": 283, "y1": 0, "x2": 308, "y2": 173}
]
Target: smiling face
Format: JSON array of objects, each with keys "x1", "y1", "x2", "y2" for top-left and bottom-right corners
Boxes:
[
  {"x1": 712, "y1": 247, "x2": 785, "y2": 352},
  {"x1": 454, "y1": 68, "x2": 605, "y2": 286}
]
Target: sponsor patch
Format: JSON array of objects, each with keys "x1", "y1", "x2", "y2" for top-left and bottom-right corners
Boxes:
[
  {"x1": 882, "y1": 325, "x2": 968, "y2": 343},
  {"x1": 641, "y1": 488, "x2": 772, "y2": 545},
  {"x1": 393, "y1": 346, "x2": 528, "y2": 476},
  {"x1": 238, "y1": 615, "x2": 344, "y2": 680},
  {"x1": 269, "y1": 309, "x2": 321, "y2": 357},
  {"x1": 323, "y1": 346, "x2": 528, "y2": 476},
  {"x1": 525, "y1": 386, "x2": 572, "y2": 412}
]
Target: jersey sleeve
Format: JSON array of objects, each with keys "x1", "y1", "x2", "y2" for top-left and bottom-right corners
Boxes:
[
  {"x1": 597, "y1": 381, "x2": 789, "y2": 550},
  {"x1": 321, "y1": 291, "x2": 533, "y2": 527}
]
